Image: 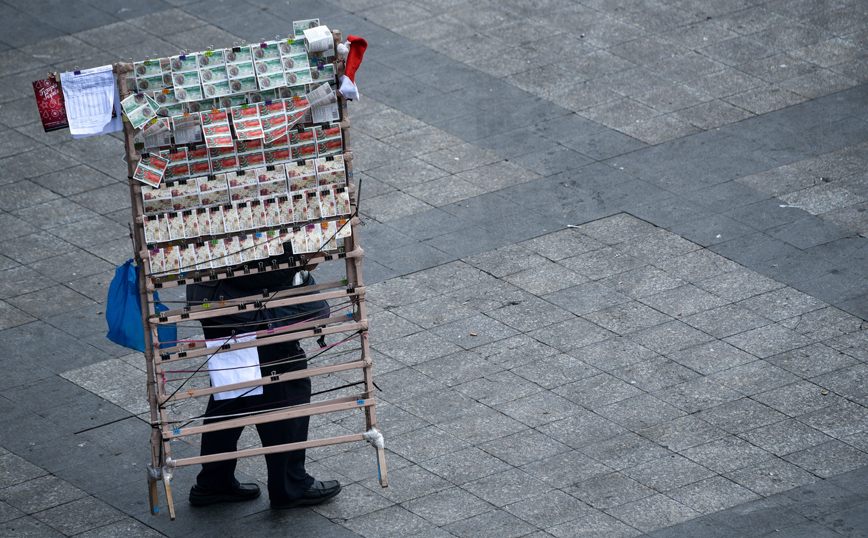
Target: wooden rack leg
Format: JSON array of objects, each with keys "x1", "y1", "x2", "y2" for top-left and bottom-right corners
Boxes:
[
  {"x1": 164, "y1": 475, "x2": 176, "y2": 520},
  {"x1": 148, "y1": 479, "x2": 160, "y2": 515},
  {"x1": 376, "y1": 447, "x2": 388, "y2": 487}
]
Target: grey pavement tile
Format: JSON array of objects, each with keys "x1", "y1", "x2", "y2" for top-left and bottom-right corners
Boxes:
[
  {"x1": 373, "y1": 329, "x2": 463, "y2": 367},
  {"x1": 73, "y1": 518, "x2": 168, "y2": 538},
  {"x1": 502, "y1": 261, "x2": 589, "y2": 296},
  {"x1": 710, "y1": 360, "x2": 800, "y2": 397},
  {"x1": 463, "y1": 467, "x2": 551, "y2": 508},
  {"x1": 343, "y1": 505, "x2": 440, "y2": 538},
  {"x1": 554, "y1": 372, "x2": 642, "y2": 410},
  {"x1": 479, "y1": 429, "x2": 571, "y2": 467},
  {"x1": 429, "y1": 313, "x2": 519, "y2": 350},
  {"x1": 504, "y1": 488, "x2": 594, "y2": 529},
  {"x1": 367, "y1": 310, "x2": 424, "y2": 344},
  {"x1": 680, "y1": 435, "x2": 775, "y2": 474},
  {"x1": 736, "y1": 287, "x2": 826, "y2": 322},
  {"x1": 453, "y1": 370, "x2": 543, "y2": 407},
  {"x1": 637, "y1": 415, "x2": 726, "y2": 454},
  {"x1": 795, "y1": 397, "x2": 868, "y2": 440},
  {"x1": 396, "y1": 388, "x2": 487, "y2": 425},
  {"x1": 698, "y1": 397, "x2": 788, "y2": 434},
  {"x1": 624, "y1": 320, "x2": 715, "y2": 355},
  {"x1": 5, "y1": 285, "x2": 95, "y2": 319},
  {"x1": 596, "y1": 394, "x2": 687, "y2": 432},
  {"x1": 311, "y1": 482, "x2": 393, "y2": 521},
  {"x1": 388, "y1": 426, "x2": 470, "y2": 465},
  {"x1": 436, "y1": 407, "x2": 528, "y2": 445},
  {"x1": 0, "y1": 515, "x2": 65, "y2": 538},
  {"x1": 511, "y1": 353, "x2": 600, "y2": 390},
  {"x1": 623, "y1": 452, "x2": 715, "y2": 492},
  {"x1": 32, "y1": 496, "x2": 125, "y2": 537},
  {"x1": 67, "y1": 183, "x2": 132, "y2": 216},
  {"x1": 484, "y1": 293, "x2": 576, "y2": 333},
  {"x1": 578, "y1": 431, "x2": 672, "y2": 472},
  {"x1": 768, "y1": 214, "x2": 854, "y2": 250},
  {"x1": 739, "y1": 418, "x2": 835, "y2": 457},
  {"x1": 666, "y1": 475, "x2": 761, "y2": 517},
  {"x1": 652, "y1": 247, "x2": 742, "y2": 282},
  {"x1": 754, "y1": 379, "x2": 845, "y2": 418},
  {"x1": 402, "y1": 486, "x2": 493, "y2": 527},
  {"x1": 359, "y1": 465, "x2": 451, "y2": 505},
  {"x1": 494, "y1": 390, "x2": 579, "y2": 428},
  {"x1": 542, "y1": 281, "x2": 632, "y2": 317},
  {"x1": 418, "y1": 446, "x2": 511, "y2": 486},
  {"x1": 0, "y1": 475, "x2": 84, "y2": 515},
  {"x1": 528, "y1": 317, "x2": 614, "y2": 354},
  {"x1": 774, "y1": 473, "x2": 866, "y2": 522},
  {"x1": 725, "y1": 459, "x2": 820, "y2": 497},
  {"x1": 574, "y1": 336, "x2": 658, "y2": 373},
  {"x1": 708, "y1": 497, "x2": 811, "y2": 537},
  {"x1": 521, "y1": 450, "x2": 612, "y2": 490},
  {"x1": 443, "y1": 509, "x2": 538, "y2": 538},
  {"x1": 779, "y1": 306, "x2": 865, "y2": 342},
  {"x1": 549, "y1": 509, "x2": 642, "y2": 538},
  {"x1": 671, "y1": 214, "x2": 758, "y2": 247},
  {"x1": 0, "y1": 453, "x2": 47, "y2": 489},
  {"x1": 675, "y1": 99, "x2": 755, "y2": 130},
  {"x1": 639, "y1": 284, "x2": 729, "y2": 318},
  {"x1": 655, "y1": 377, "x2": 745, "y2": 414},
  {"x1": 724, "y1": 323, "x2": 814, "y2": 359},
  {"x1": 516, "y1": 228, "x2": 605, "y2": 263},
  {"x1": 606, "y1": 494, "x2": 702, "y2": 534},
  {"x1": 411, "y1": 350, "x2": 503, "y2": 388},
  {"x1": 813, "y1": 363, "x2": 868, "y2": 406},
  {"x1": 567, "y1": 471, "x2": 656, "y2": 511},
  {"x1": 0, "y1": 301, "x2": 36, "y2": 331},
  {"x1": 767, "y1": 343, "x2": 859, "y2": 379},
  {"x1": 583, "y1": 301, "x2": 672, "y2": 336},
  {"x1": 666, "y1": 340, "x2": 758, "y2": 376},
  {"x1": 0, "y1": 501, "x2": 23, "y2": 524},
  {"x1": 536, "y1": 409, "x2": 629, "y2": 451}
]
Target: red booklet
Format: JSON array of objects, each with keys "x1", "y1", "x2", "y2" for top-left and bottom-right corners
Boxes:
[{"x1": 32, "y1": 77, "x2": 69, "y2": 132}]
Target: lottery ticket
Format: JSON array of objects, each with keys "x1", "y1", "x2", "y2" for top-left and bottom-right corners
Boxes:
[
  {"x1": 293, "y1": 19, "x2": 320, "y2": 39},
  {"x1": 319, "y1": 187, "x2": 336, "y2": 218},
  {"x1": 223, "y1": 237, "x2": 240, "y2": 266},
  {"x1": 149, "y1": 247, "x2": 165, "y2": 275},
  {"x1": 166, "y1": 212, "x2": 184, "y2": 240},
  {"x1": 121, "y1": 93, "x2": 160, "y2": 130},
  {"x1": 277, "y1": 195, "x2": 293, "y2": 224},
  {"x1": 194, "y1": 241, "x2": 211, "y2": 270},
  {"x1": 235, "y1": 201, "x2": 255, "y2": 229},
  {"x1": 292, "y1": 192, "x2": 307, "y2": 222},
  {"x1": 143, "y1": 214, "x2": 163, "y2": 244},
  {"x1": 252, "y1": 232, "x2": 269, "y2": 259},
  {"x1": 179, "y1": 244, "x2": 197, "y2": 272},
  {"x1": 209, "y1": 238, "x2": 226, "y2": 268},
  {"x1": 292, "y1": 226, "x2": 307, "y2": 254},
  {"x1": 250, "y1": 200, "x2": 265, "y2": 228},
  {"x1": 305, "y1": 189, "x2": 321, "y2": 220},
  {"x1": 266, "y1": 230, "x2": 284, "y2": 256},
  {"x1": 334, "y1": 186, "x2": 351, "y2": 215},
  {"x1": 133, "y1": 152, "x2": 170, "y2": 187},
  {"x1": 304, "y1": 224, "x2": 322, "y2": 253},
  {"x1": 263, "y1": 197, "x2": 280, "y2": 227},
  {"x1": 170, "y1": 53, "x2": 203, "y2": 102},
  {"x1": 181, "y1": 210, "x2": 198, "y2": 238},
  {"x1": 209, "y1": 206, "x2": 226, "y2": 234},
  {"x1": 196, "y1": 207, "x2": 211, "y2": 235},
  {"x1": 163, "y1": 245, "x2": 181, "y2": 274},
  {"x1": 238, "y1": 234, "x2": 255, "y2": 263},
  {"x1": 198, "y1": 175, "x2": 230, "y2": 206},
  {"x1": 222, "y1": 204, "x2": 240, "y2": 233},
  {"x1": 320, "y1": 221, "x2": 337, "y2": 250},
  {"x1": 335, "y1": 218, "x2": 352, "y2": 239}
]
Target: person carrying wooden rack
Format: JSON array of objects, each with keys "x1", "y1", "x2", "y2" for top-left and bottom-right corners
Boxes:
[{"x1": 186, "y1": 248, "x2": 341, "y2": 509}]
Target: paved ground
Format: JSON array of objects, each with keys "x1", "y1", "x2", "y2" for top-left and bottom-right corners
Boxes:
[{"x1": 2, "y1": 0, "x2": 868, "y2": 537}]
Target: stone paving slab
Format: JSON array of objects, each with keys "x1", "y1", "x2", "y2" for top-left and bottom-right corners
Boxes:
[{"x1": 3, "y1": 0, "x2": 868, "y2": 537}]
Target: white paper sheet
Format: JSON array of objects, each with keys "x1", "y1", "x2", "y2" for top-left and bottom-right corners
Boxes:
[
  {"x1": 206, "y1": 332, "x2": 263, "y2": 400},
  {"x1": 60, "y1": 65, "x2": 122, "y2": 137},
  {"x1": 303, "y1": 25, "x2": 332, "y2": 53}
]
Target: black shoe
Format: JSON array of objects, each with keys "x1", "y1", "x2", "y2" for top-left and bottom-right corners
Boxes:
[
  {"x1": 271, "y1": 480, "x2": 342, "y2": 509},
  {"x1": 189, "y1": 483, "x2": 261, "y2": 506}
]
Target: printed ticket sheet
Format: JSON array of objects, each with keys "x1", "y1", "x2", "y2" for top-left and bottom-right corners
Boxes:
[
  {"x1": 60, "y1": 65, "x2": 122, "y2": 138},
  {"x1": 133, "y1": 153, "x2": 170, "y2": 187},
  {"x1": 121, "y1": 92, "x2": 160, "y2": 130}
]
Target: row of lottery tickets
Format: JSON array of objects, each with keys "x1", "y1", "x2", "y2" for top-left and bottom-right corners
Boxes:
[
  {"x1": 130, "y1": 19, "x2": 332, "y2": 104},
  {"x1": 142, "y1": 158, "x2": 348, "y2": 237},
  {"x1": 148, "y1": 219, "x2": 351, "y2": 277},
  {"x1": 132, "y1": 113, "x2": 342, "y2": 188}
]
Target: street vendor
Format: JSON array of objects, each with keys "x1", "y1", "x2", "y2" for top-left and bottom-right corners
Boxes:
[{"x1": 186, "y1": 247, "x2": 342, "y2": 509}]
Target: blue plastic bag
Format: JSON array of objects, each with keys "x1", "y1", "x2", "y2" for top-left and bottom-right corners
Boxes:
[{"x1": 106, "y1": 259, "x2": 177, "y2": 352}]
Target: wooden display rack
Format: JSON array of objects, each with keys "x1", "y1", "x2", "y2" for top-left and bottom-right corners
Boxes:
[{"x1": 110, "y1": 29, "x2": 386, "y2": 519}]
